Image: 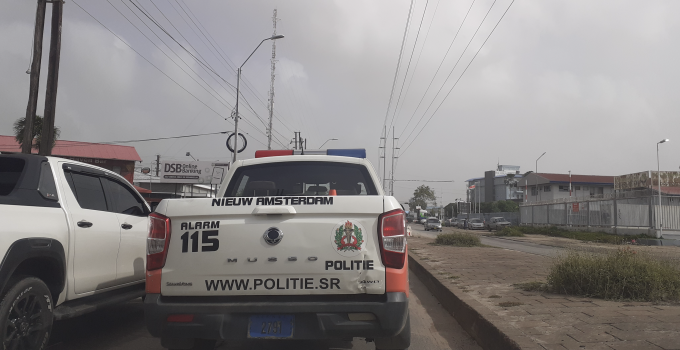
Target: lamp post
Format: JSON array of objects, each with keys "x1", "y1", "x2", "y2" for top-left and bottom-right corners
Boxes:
[
  {"x1": 319, "y1": 138, "x2": 338, "y2": 149},
  {"x1": 232, "y1": 34, "x2": 285, "y2": 163},
  {"x1": 536, "y1": 152, "x2": 546, "y2": 202},
  {"x1": 657, "y1": 139, "x2": 669, "y2": 235}
]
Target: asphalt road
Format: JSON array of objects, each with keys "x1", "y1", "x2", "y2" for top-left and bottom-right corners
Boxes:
[
  {"x1": 46, "y1": 271, "x2": 480, "y2": 350},
  {"x1": 411, "y1": 224, "x2": 561, "y2": 257}
]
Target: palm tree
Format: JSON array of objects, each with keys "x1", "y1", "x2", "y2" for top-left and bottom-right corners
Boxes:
[{"x1": 13, "y1": 115, "x2": 60, "y2": 152}]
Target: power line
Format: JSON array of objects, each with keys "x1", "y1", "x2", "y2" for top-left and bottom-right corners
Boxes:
[
  {"x1": 389, "y1": 0, "x2": 441, "y2": 131},
  {"x1": 175, "y1": 0, "x2": 297, "y2": 135},
  {"x1": 115, "y1": 0, "x2": 234, "y2": 109},
  {"x1": 381, "y1": 0, "x2": 416, "y2": 138},
  {"x1": 71, "y1": 0, "x2": 232, "y2": 122},
  {"x1": 387, "y1": 0, "x2": 430, "y2": 133},
  {"x1": 50, "y1": 131, "x2": 230, "y2": 148},
  {"x1": 398, "y1": 0, "x2": 477, "y2": 138},
  {"x1": 401, "y1": 0, "x2": 498, "y2": 147},
  {"x1": 401, "y1": 0, "x2": 515, "y2": 156}
]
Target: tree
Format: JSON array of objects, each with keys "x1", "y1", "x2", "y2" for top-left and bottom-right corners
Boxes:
[
  {"x1": 13, "y1": 115, "x2": 60, "y2": 152},
  {"x1": 408, "y1": 185, "x2": 436, "y2": 212}
]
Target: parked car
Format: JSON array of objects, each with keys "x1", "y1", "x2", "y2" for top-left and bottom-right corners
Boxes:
[
  {"x1": 450, "y1": 218, "x2": 458, "y2": 227},
  {"x1": 0, "y1": 154, "x2": 149, "y2": 348},
  {"x1": 419, "y1": 217, "x2": 427, "y2": 224},
  {"x1": 467, "y1": 218, "x2": 485, "y2": 230},
  {"x1": 487, "y1": 217, "x2": 511, "y2": 231},
  {"x1": 424, "y1": 217, "x2": 442, "y2": 231},
  {"x1": 457, "y1": 219, "x2": 467, "y2": 229}
]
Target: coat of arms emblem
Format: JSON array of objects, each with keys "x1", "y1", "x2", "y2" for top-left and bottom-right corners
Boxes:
[{"x1": 330, "y1": 220, "x2": 366, "y2": 257}]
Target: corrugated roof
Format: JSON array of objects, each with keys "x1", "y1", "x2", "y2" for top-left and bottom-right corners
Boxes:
[
  {"x1": 538, "y1": 173, "x2": 614, "y2": 184},
  {"x1": 0, "y1": 135, "x2": 141, "y2": 162}
]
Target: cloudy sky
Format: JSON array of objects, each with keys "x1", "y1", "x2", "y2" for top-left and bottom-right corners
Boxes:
[{"x1": 2, "y1": 0, "x2": 680, "y2": 205}]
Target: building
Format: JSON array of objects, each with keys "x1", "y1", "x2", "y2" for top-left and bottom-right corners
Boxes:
[
  {"x1": 0, "y1": 135, "x2": 141, "y2": 183},
  {"x1": 519, "y1": 173, "x2": 614, "y2": 203},
  {"x1": 466, "y1": 165, "x2": 524, "y2": 204},
  {"x1": 133, "y1": 171, "x2": 217, "y2": 205}
]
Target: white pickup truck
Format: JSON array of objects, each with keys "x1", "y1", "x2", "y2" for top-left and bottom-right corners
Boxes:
[
  {"x1": 144, "y1": 149, "x2": 410, "y2": 350},
  {"x1": 0, "y1": 154, "x2": 149, "y2": 349}
]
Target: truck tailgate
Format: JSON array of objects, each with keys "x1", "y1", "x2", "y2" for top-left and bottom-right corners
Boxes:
[{"x1": 159, "y1": 196, "x2": 386, "y2": 296}]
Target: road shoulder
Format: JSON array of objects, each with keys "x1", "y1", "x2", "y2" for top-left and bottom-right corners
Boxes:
[{"x1": 408, "y1": 236, "x2": 680, "y2": 350}]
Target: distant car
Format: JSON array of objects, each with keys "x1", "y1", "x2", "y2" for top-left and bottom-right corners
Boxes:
[
  {"x1": 407, "y1": 217, "x2": 414, "y2": 223},
  {"x1": 442, "y1": 219, "x2": 451, "y2": 227},
  {"x1": 450, "y1": 219, "x2": 458, "y2": 227},
  {"x1": 424, "y1": 217, "x2": 442, "y2": 232},
  {"x1": 457, "y1": 219, "x2": 467, "y2": 229},
  {"x1": 419, "y1": 218, "x2": 427, "y2": 225},
  {"x1": 487, "y1": 217, "x2": 511, "y2": 231},
  {"x1": 468, "y1": 218, "x2": 484, "y2": 230}
]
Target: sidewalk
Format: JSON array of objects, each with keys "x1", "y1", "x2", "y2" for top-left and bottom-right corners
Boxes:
[{"x1": 408, "y1": 236, "x2": 680, "y2": 350}]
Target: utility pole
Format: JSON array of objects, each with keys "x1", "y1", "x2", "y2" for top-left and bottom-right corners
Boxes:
[
  {"x1": 391, "y1": 126, "x2": 399, "y2": 196},
  {"x1": 39, "y1": 0, "x2": 63, "y2": 156},
  {"x1": 267, "y1": 9, "x2": 279, "y2": 150},
  {"x1": 379, "y1": 126, "x2": 386, "y2": 192},
  {"x1": 156, "y1": 155, "x2": 160, "y2": 176},
  {"x1": 22, "y1": 0, "x2": 47, "y2": 154}
]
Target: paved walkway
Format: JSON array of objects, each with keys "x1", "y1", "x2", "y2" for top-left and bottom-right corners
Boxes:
[{"x1": 408, "y1": 235, "x2": 680, "y2": 350}]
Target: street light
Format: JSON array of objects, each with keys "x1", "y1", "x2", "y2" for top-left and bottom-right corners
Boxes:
[
  {"x1": 657, "y1": 139, "x2": 669, "y2": 236},
  {"x1": 232, "y1": 34, "x2": 285, "y2": 163},
  {"x1": 536, "y1": 152, "x2": 546, "y2": 202},
  {"x1": 319, "y1": 138, "x2": 338, "y2": 149}
]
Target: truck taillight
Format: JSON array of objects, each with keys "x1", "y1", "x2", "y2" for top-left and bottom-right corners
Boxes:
[
  {"x1": 147, "y1": 213, "x2": 171, "y2": 271},
  {"x1": 378, "y1": 209, "x2": 407, "y2": 269}
]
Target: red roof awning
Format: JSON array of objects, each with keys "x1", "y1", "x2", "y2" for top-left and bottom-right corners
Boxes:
[{"x1": 0, "y1": 135, "x2": 141, "y2": 162}]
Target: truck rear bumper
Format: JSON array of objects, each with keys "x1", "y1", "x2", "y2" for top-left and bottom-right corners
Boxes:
[{"x1": 145, "y1": 293, "x2": 408, "y2": 343}]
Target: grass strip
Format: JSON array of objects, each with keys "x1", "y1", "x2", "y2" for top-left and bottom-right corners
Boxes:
[{"x1": 434, "y1": 233, "x2": 482, "y2": 247}]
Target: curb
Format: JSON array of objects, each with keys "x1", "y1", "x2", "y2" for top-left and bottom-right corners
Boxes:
[{"x1": 408, "y1": 253, "x2": 539, "y2": 350}]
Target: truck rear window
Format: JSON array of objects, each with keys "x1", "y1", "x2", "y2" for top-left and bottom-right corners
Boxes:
[
  {"x1": 225, "y1": 161, "x2": 378, "y2": 197},
  {"x1": 0, "y1": 158, "x2": 25, "y2": 196}
]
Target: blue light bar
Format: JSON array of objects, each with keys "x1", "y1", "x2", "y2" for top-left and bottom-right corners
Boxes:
[{"x1": 327, "y1": 149, "x2": 366, "y2": 158}]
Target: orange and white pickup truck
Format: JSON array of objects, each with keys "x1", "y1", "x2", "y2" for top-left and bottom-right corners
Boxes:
[{"x1": 144, "y1": 149, "x2": 410, "y2": 350}]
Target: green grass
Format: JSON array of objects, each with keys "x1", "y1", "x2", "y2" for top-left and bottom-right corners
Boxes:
[
  {"x1": 494, "y1": 227, "x2": 525, "y2": 237},
  {"x1": 546, "y1": 248, "x2": 680, "y2": 301},
  {"x1": 512, "y1": 226, "x2": 651, "y2": 244},
  {"x1": 434, "y1": 233, "x2": 482, "y2": 247}
]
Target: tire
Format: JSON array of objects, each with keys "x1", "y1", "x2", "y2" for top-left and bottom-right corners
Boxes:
[
  {"x1": 0, "y1": 277, "x2": 53, "y2": 350},
  {"x1": 375, "y1": 314, "x2": 411, "y2": 350}
]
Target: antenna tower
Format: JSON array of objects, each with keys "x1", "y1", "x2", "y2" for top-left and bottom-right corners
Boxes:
[{"x1": 267, "y1": 9, "x2": 279, "y2": 150}]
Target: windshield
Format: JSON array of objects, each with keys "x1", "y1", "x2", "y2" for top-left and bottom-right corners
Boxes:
[
  {"x1": 225, "y1": 161, "x2": 378, "y2": 197},
  {"x1": 470, "y1": 219, "x2": 482, "y2": 223},
  {"x1": 428, "y1": 218, "x2": 440, "y2": 223}
]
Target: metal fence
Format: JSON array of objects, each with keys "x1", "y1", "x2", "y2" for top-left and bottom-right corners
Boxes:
[
  {"x1": 520, "y1": 192, "x2": 680, "y2": 231},
  {"x1": 456, "y1": 212, "x2": 521, "y2": 226}
]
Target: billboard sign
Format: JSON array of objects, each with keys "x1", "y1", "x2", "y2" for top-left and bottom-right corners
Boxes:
[
  {"x1": 159, "y1": 161, "x2": 229, "y2": 184},
  {"x1": 616, "y1": 171, "x2": 680, "y2": 190},
  {"x1": 615, "y1": 171, "x2": 650, "y2": 190}
]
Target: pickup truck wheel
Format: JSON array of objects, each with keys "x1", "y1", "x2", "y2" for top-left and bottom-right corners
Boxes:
[
  {"x1": 374, "y1": 314, "x2": 410, "y2": 350},
  {"x1": 0, "y1": 277, "x2": 53, "y2": 350}
]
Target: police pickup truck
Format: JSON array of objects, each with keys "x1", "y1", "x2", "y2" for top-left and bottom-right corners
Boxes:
[
  {"x1": 0, "y1": 154, "x2": 149, "y2": 349},
  {"x1": 145, "y1": 149, "x2": 410, "y2": 349}
]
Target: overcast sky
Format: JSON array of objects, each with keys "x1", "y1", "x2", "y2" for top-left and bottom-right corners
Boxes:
[{"x1": 2, "y1": 0, "x2": 680, "y2": 204}]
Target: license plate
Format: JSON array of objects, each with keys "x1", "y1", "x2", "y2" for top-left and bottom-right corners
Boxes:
[{"x1": 248, "y1": 314, "x2": 294, "y2": 338}]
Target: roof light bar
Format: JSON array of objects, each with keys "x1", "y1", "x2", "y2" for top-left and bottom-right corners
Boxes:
[
  {"x1": 255, "y1": 149, "x2": 366, "y2": 159},
  {"x1": 255, "y1": 150, "x2": 293, "y2": 158}
]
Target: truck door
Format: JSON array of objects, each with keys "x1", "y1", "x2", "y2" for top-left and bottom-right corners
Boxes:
[
  {"x1": 62, "y1": 169, "x2": 121, "y2": 294},
  {"x1": 101, "y1": 178, "x2": 148, "y2": 284}
]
